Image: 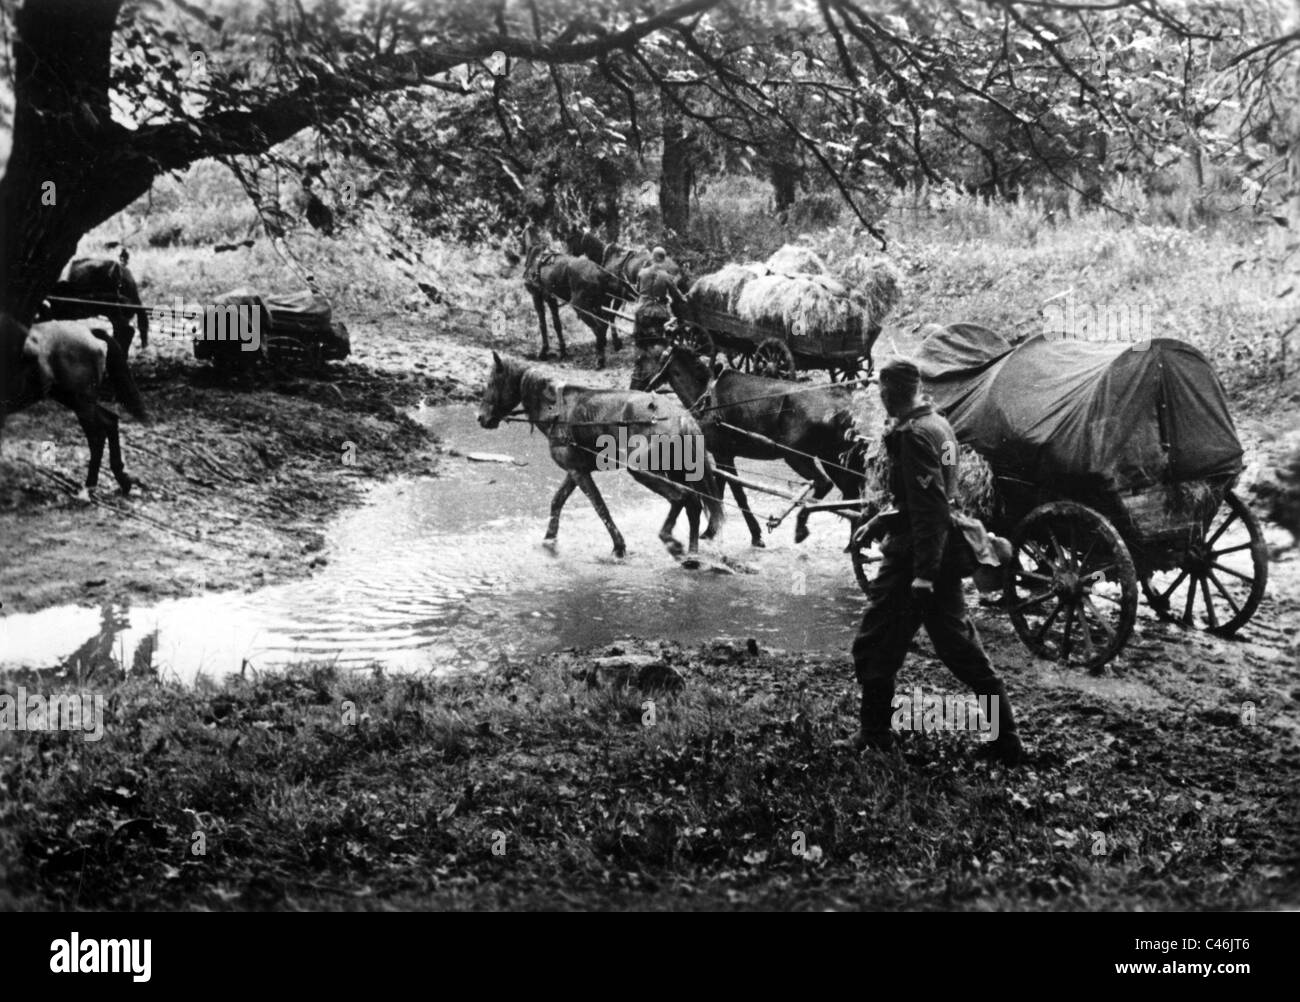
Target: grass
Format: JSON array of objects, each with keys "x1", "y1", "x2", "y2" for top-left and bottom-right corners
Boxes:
[{"x1": 1, "y1": 638, "x2": 1293, "y2": 910}]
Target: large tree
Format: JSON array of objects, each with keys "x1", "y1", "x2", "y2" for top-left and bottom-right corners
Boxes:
[{"x1": 2, "y1": 0, "x2": 1296, "y2": 326}]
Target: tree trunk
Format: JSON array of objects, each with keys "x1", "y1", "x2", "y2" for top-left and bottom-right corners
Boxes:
[
  {"x1": 0, "y1": 0, "x2": 150, "y2": 323},
  {"x1": 597, "y1": 157, "x2": 622, "y2": 240},
  {"x1": 659, "y1": 101, "x2": 691, "y2": 236},
  {"x1": 770, "y1": 156, "x2": 799, "y2": 214}
]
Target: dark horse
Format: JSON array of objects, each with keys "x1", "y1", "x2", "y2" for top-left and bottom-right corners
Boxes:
[
  {"x1": 519, "y1": 228, "x2": 619, "y2": 368},
  {"x1": 565, "y1": 229, "x2": 687, "y2": 313},
  {"x1": 39, "y1": 251, "x2": 149, "y2": 356},
  {"x1": 1, "y1": 313, "x2": 148, "y2": 494},
  {"x1": 647, "y1": 344, "x2": 861, "y2": 545},
  {"x1": 478, "y1": 352, "x2": 724, "y2": 562}
]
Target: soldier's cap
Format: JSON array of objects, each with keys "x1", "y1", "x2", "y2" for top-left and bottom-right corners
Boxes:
[
  {"x1": 651, "y1": 246, "x2": 667, "y2": 261},
  {"x1": 878, "y1": 357, "x2": 921, "y2": 389}
]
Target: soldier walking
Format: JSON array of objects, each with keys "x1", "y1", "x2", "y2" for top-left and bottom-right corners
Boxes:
[{"x1": 844, "y1": 358, "x2": 1025, "y2": 765}]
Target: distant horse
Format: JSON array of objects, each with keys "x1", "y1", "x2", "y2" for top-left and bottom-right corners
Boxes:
[
  {"x1": 647, "y1": 343, "x2": 861, "y2": 545},
  {"x1": 519, "y1": 231, "x2": 620, "y2": 367},
  {"x1": 0, "y1": 313, "x2": 148, "y2": 494},
  {"x1": 477, "y1": 351, "x2": 724, "y2": 561},
  {"x1": 39, "y1": 251, "x2": 149, "y2": 356},
  {"x1": 566, "y1": 229, "x2": 688, "y2": 315}
]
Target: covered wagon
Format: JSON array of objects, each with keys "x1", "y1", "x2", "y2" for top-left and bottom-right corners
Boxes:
[{"x1": 911, "y1": 323, "x2": 1267, "y2": 669}]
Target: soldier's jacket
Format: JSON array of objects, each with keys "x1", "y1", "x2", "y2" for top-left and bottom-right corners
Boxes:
[
  {"x1": 635, "y1": 266, "x2": 683, "y2": 315},
  {"x1": 882, "y1": 402, "x2": 960, "y2": 581}
]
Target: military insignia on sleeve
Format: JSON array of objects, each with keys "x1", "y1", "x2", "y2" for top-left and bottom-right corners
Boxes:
[{"x1": 917, "y1": 473, "x2": 934, "y2": 488}]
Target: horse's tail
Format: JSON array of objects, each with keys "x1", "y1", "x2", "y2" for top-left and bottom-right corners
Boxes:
[{"x1": 91, "y1": 329, "x2": 149, "y2": 422}]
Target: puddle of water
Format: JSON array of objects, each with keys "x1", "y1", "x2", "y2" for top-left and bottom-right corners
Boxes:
[{"x1": 0, "y1": 404, "x2": 869, "y2": 682}]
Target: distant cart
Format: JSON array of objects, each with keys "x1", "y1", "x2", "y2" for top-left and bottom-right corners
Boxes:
[
  {"x1": 856, "y1": 323, "x2": 1271, "y2": 672},
  {"x1": 670, "y1": 303, "x2": 879, "y2": 383},
  {"x1": 193, "y1": 288, "x2": 350, "y2": 371}
]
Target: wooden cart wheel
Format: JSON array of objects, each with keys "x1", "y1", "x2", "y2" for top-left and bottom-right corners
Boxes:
[
  {"x1": 753, "y1": 338, "x2": 797, "y2": 380},
  {"x1": 1004, "y1": 501, "x2": 1138, "y2": 671},
  {"x1": 1140, "y1": 490, "x2": 1268, "y2": 637},
  {"x1": 669, "y1": 323, "x2": 715, "y2": 363}
]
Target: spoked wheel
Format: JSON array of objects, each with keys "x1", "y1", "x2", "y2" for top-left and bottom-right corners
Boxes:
[
  {"x1": 829, "y1": 361, "x2": 861, "y2": 383},
  {"x1": 669, "y1": 323, "x2": 715, "y2": 363},
  {"x1": 753, "y1": 338, "x2": 797, "y2": 380},
  {"x1": 1004, "y1": 501, "x2": 1139, "y2": 671},
  {"x1": 1140, "y1": 490, "x2": 1268, "y2": 637},
  {"x1": 724, "y1": 349, "x2": 750, "y2": 372}
]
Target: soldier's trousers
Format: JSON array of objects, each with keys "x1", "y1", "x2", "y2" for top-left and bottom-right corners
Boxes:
[{"x1": 851, "y1": 539, "x2": 1001, "y2": 692}]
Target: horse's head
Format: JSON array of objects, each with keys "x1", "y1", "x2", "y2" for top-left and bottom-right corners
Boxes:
[
  {"x1": 478, "y1": 351, "x2": 522, "y2": 429},
  {"x1": 646, "y1": 342, "x2": 710, "y2": 397},
  {"x1": 564, "y1": 227, "x2": 604, "y2": 265}
]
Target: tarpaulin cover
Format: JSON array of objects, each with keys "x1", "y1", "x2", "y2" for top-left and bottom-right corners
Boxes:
[
  {"x1": 262, "y1": 290, "x2": 332, "y2": 333},
  {"x1": 914, "y1": 323, "x2": 1243, "y2": 494}
]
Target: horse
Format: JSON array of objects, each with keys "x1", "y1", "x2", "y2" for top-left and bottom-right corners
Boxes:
[
  {"x1": 0, "y1": 312, "x2": 148, "y2": 495},
  {"x1": 565, "y1": 229, "x2": 688, "y2": 314},
  {"x1": 477, "y1": 351, "x2": 724, "y2": 562},
  {"x1": 519, "y1": 235, "x2": 620, "y2": 368},
  {"x1": 646, "y1": 343, "x2": 862, "y2": 545},
  {"x1": 38, "y1": 251, "x2": 149, "y2": 357}
]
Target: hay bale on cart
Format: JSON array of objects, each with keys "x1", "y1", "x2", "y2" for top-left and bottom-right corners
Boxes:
[{"x1": 681, "y1": 246, "x2": 903, "y2": 380}]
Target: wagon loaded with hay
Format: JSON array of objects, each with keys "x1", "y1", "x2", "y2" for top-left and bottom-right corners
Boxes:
[
  {"x1": 891, "y1": 322, "x2": 1269, "y2": 670},
  {"x1": 676, "y1": 245, "x2": 902, "y2": 381}
]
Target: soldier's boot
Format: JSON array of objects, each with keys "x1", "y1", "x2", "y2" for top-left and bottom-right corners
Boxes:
[
  {"x1": 837, "y1": 680, "x2": 898, "y2": 753},
  {"x1": 973, "y1": 680, "x2": 1024, "y2": 766}
]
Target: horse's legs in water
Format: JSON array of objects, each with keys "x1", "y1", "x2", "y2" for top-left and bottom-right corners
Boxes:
[
  {"x1": 715, "y1": 456, "x2": 763, "y2": 546},
  {"x1": 658, "y1": 499, "x2": 685, "y2": 557},
  {"x1": 574, "y1": 470, "x2": 625, "y2": 557},
  {"x1": 787, "y1": 454, "x2": 835, "y2": 543},
  {"x1": 547, "y1": 298, "x2": 567, "y2": 360},
  {"x1": 543, "y1": 472, "x2": 577, "y2": 544},
  {"x1": 684, "y1": 495, "x2": 702, "y2": 556},
  {"x1": 531, "y1": 292, "x2": 552, "y2": 360}
]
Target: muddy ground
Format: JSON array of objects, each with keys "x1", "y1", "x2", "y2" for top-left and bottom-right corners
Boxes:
[{"x1": 0, "y1": 308, "x2": 626, "y2": 614}]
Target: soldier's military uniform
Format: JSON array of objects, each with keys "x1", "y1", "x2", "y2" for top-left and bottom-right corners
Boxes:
[
  {"x1": 849, "y1": 359, "x2": 1022, "y2": 762},
  {"x1": 629, "y1": 262, "x2": 684, "y2": 391}
]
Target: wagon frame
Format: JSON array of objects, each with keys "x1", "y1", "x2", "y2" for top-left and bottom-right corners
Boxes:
[{"x1": 670, "y1": 302, "x2": 876, "y2": 383}]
